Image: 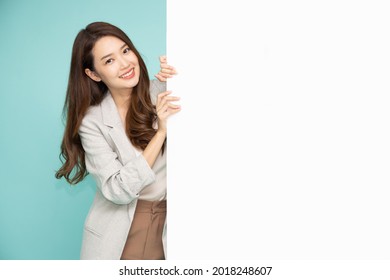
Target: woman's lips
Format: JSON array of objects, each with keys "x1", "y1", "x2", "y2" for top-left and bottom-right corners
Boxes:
[{"x1": 119, "y1": 68, "x2": 135, "y2": 79}]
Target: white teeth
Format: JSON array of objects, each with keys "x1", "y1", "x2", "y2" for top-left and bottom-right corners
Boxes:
[{"x1": 120, "y1": 69, "x2": 134, "y2": 78}]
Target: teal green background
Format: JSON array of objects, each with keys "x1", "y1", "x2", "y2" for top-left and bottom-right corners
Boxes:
[{"x1": 0, "y1": 0, "x2": 166, "y2": 259}]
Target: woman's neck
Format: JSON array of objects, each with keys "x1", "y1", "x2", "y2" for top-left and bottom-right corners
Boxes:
[
  {"x1": 110, "y1": 88, "x2": 132, "y2": 125},
  {"x1": 110, "y1": 88, "x2": 132, "y2": 109}
]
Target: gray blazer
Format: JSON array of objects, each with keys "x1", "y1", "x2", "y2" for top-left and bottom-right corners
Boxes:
[{"x1": 78, "y1": 80, "x2": 167, "y2": 260}]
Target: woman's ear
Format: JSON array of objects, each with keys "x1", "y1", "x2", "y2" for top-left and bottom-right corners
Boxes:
[{"x1": 85, "y1": 68, "x2": 102, "y2": 82}]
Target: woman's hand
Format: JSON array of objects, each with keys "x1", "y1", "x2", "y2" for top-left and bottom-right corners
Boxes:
[
  {"x1": 156, "y1": 91, "x2": 181, "y2": 134},
  {"x1": 155, "y1": 55, "x2": 177, "y2": 82},
  {"x1": 143, "y1": 90, "x2": 180, "y2": 168},
  {"x1": 143, "y1": 64, "x2": 180, "y2": 167}
]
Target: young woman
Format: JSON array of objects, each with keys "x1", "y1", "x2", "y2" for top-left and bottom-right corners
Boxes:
[{"x1": 55, "y1": 22, "x2": 180, "y2": 260}]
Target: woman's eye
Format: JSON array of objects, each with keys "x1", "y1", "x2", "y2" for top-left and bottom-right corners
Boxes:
[
  {"x1": 105, "y1": 58, "x2": 114, "y2": 64},
  {"x1": 123, "y1": 47, "x2": 131, "y2": 54}
]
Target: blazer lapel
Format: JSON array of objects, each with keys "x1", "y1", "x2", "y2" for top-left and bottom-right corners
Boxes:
[{"x1": 100, "y1": 92, "x2": 137, "y2": 165}]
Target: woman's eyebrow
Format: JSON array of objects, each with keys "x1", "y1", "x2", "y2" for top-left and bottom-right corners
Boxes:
[{"x1": 100, "y1": 43, "x2": 128, "y2": 61}]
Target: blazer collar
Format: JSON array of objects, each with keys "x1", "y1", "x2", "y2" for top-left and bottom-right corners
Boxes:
[
  {"x1": 100, "y1": 92, "x2": 122, "y2": 128},
  {"x1": 100, "y1": 92, "x2": 139, "y2": 163}
]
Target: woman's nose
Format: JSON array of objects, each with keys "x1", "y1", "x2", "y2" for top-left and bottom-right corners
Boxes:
[{"x1": 118, "y1": 56, "x2": 129, "y2": 69}]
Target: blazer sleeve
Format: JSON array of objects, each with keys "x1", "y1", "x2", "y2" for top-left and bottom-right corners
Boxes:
[
  {"x1": 79, "y1": 113, "x2": 156, "y2": 205},
  {"x1": 149, "y1": 79, "x2": 167, "y2": 105}
]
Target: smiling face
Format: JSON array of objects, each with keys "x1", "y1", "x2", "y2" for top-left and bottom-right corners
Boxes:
[{"x1": 85, "y1": 36, "x2": 140, "y2": 95}]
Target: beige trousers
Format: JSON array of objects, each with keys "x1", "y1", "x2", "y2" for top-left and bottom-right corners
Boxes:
[{"x1": 120, "y1": 200, "x2": 166, "y2": 260}]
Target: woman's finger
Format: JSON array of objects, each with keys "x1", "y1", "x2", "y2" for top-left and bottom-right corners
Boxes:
[
  {"x1": 160, "y1": 96, "x2": 180, "y2": 108},
  {"x1": 157, "y1": 91, "x2": 172, "y2": 103},
  {"x1": 154, "y1": 74, "x2": 167, "y2": 82},
  {"x1": 165, "y1": 96, "x2": 180, "y2": 101},
  {"x1": 157, "y1": 92, "x2": 173, "y2": 107},
  {"x1": 160, "y1": 69, "x2": 176, "y2": 75},
  {"x1": 160, "y1": 63, "x2": 173, "y2": 69},
  {"x1": 162, "y1": 69, "x2": 177, "y2": 75},
  {"x1": 158, "y1": 69, "x2": 176, "y2": 75},
  {"x1": 156, "y1": 92, "x2": 175, "y2": 111},
  {"x1": 159, "y1": 55, "x2": 167, "y2": 64},
  {"x1": 164, "y1": 106, "x2": 181, "y2": 117},
  {"x1": 157, "y1": 72, "x2": 173, "y2": 78},
  {"x1": 158, "y1": 101, "x2": 179, "y2": 113},
  {"x1": 160, "y1": 63, "x2": 177, "y2": 73},
  {"x1": 167, "y1": 104, "x2": 181, "y2": 112},
  {"x1": 157, "y1": 102, "x2": 170, "y2": 115},
  {"x1": 158, "y1": 102, "x2": 181, "y2": 116}
]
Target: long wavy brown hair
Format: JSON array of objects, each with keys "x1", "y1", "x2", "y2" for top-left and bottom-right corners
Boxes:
[{"x1": 55, "y1": 22, "x2": 163, "y2": 185}]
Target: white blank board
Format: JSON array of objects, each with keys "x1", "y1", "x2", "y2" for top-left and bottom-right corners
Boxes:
[{"x1": 167, "y1": 0, "x2": 390, "y2": 260}]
